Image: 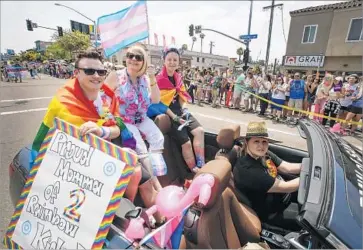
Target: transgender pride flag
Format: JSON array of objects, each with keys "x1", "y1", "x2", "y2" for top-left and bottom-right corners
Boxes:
[
  {"x1": 97, "y1": 0, "x2": 149, "y2": 58},
  {"x1": 138, "y1": 212, "x2": 187, "y2": 249}
]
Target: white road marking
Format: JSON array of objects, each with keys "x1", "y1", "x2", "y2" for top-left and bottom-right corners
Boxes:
[
  {"x1": 0, "y1": 96, "x2": 52, "y2": 103},
  {"x1": 0, "y1": 107, "x2": 299, "y2": 137},
  {"x1": 193, "y1": 112, "x2": 300, "y2": 137},
  {"x1": 0, "y1": 108, "x2": 47, "y2": 116}
]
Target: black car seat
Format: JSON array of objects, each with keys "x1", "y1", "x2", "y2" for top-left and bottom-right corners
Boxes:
[
  {"x1": 215, "y1": 124, "x2": 243, "y2": 167},
  {"x1": 153, "y1": 114, "x2": 193, "y2": 187},
  {"x1": 183, "y1": 159, "x2": 262, "y2": 249}
]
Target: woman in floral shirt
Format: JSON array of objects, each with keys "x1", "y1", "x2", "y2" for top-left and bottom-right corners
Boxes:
[{"x1": 105, "y1": 45, "x2": 166, "y2": 223}]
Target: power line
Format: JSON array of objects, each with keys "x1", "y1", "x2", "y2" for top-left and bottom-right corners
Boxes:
[
  {"x1": 263, "y1": 0, "x2": 283, "y2": 73},
  {"x1": 279, "y1": 6, "x2": 287, "y2": 44}
]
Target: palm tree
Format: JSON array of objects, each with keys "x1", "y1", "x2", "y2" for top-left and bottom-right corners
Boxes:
[{"x1": 236, "y1": 47, "x2": 244, "y2": 63}]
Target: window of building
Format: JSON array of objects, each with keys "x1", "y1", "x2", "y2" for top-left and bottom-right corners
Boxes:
[
  {"x1": 347, "y1": 18, "x2": 363, "y2": 41},
  {"x1": 301, "y1": 25, "x2": 318, "y2": 44},
  {"x1": 197, "y1": 57, "x2": 199, "y2": 62},
  {"x1": 202, "y1": 58, "x2": 205, "y2": 63}
]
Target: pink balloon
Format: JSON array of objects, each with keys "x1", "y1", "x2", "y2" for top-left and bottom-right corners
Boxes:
[
  {"x1": 125, "y1": 173, "x2": 215, "y2": 240},
  {"x1": 156, "y1": 173, "x2": 215, "y2": 218},
  {"x1": 125, "y1": 219, "x2": 145, "y2": 239},
  {"x1": 125, "y1": 206, "x2": 158, "y2": 240}
]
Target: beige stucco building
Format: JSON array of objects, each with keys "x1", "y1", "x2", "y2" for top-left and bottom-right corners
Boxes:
[
  {"x1": 111, "y1": 44, "x2": 229, "y2": 71},
  {"x1": 283, "y1": 0, "x2": 362, "y2": 76}
]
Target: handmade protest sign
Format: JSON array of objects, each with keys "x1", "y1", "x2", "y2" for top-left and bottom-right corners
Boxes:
[{"x1": 3, "y1": 118, "x2": 138, "y2": 249}]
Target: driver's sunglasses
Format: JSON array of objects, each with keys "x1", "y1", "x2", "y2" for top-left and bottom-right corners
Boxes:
[
  {"x1": 77, "y1": 68, "x2": 107, "y2": 76},
  {"x1": 126, "y1": 52, "x2": 144, "y2": 62}
]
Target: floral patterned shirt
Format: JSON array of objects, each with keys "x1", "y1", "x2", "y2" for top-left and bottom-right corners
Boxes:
[{"x1": 115, "y1": 69, "x2": 151, "y2": 124}]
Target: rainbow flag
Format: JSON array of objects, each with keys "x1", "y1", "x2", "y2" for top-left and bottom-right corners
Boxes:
[
  {"x1": 32, "y1": 78, "x2": 121, "y2": 152},
  {"x1": 147, "y1": 66, "x2": 191, "y2": 118},
  {"x1": 98, "y1": 0, "x2": 149, "y2": 58}
]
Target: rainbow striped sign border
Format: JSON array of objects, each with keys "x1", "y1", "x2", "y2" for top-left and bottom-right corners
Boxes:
[{"x1": 3, "y1": 117, "x2": 138, "y2": 249}]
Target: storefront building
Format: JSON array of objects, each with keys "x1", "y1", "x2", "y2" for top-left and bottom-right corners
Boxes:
[{"x1": 283, "y1": 0, "x2": 362, "y2": 76}]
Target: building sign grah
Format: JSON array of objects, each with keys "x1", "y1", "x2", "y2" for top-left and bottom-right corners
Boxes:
[{"x1": 283, "y1": 55, "x2": 325, "y2": 67}]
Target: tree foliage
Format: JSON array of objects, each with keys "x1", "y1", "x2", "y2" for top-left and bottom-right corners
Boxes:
[
  {"x1": 236, "y1": 47, "x2": 244, "y2": 62},
  {"x1": 55, "y1": 30, "x2": 91, "y2": 54},
  {"x1": 252, "y1": 64, "x2": 262, "y2": 75},
  {"x1": 45, "y1": 42, "x2": 69, "y2": 60},
  {"x1": 46, "y1": 29, "x2": 91, "y2": 60},
  {"x1": 18, "y1": 50, "x2": 44, "y2": 62}
]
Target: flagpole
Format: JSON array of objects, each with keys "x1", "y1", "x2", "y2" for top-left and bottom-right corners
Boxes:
[{"x1": 145, "y1": 0, "x2": 151, "y2": 45}]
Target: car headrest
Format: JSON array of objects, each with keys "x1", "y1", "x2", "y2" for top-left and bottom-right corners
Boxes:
[
  {"x1": 216, "y1": 125, "x2": 241, "y2": 151},
  {"x1": 154, "y1": 114, "x2": 171, "y2": 134},
  {"x1": 194, "y1": 159, "x2": 231, "y2": 209},
  {"x1": 215, "y1": 145, "x2": 244, "y2": 168}
]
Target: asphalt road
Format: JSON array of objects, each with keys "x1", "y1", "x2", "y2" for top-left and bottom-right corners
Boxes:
[{"x1": 0, "y1": 75, "x2": 361, "y2": 240}]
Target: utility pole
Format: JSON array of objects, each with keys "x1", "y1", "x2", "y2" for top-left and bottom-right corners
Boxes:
[
  {"x1": 209, "y1": 41, "x2": 215, "y2": 54},
  {"x1": 273, "y1": 58, "x2": 277, "y2": 75},
  {"x1": 263, "y1": 0, "x2": 283, "y2": 74},
  {"x1": 244, "y1": 0, "x2": 253, "y2": 71}
]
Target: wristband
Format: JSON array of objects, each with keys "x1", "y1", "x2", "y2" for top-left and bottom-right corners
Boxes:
[
  {"x1": 100, "y1": 127, "x2": 105, "y2": 138},
  {"x1": 173, "y1": 116, "x2": 180, "y2": 123},
  {"x1": 101, "y1": 127, "x2": 111, "y2": 139}
]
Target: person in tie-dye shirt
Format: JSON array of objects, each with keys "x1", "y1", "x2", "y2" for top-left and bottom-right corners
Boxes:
[{"x1": 105, "y1": 45, "x2": 166, "y2": 224}]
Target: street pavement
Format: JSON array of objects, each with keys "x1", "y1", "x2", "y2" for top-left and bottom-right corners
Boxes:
[{"x1": 0, "y1": 75, "x2": 361, "y2": 239}]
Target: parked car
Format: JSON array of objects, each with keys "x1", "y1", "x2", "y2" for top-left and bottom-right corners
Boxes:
[{"x1": 7, "y1": 118, "x2": 362, "y2": 249}]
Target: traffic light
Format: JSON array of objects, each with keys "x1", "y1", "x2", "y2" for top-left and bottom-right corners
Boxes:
[
  {"x1": 58, "y1": 26, "x2": 63, "y2": 37},
  {"x1": 189, "y1": 24, "x2": 194, "y2": 37},
  {"x1": 195, "y1": 25, "x2": 202, "y2": 34},
  {"x1": 26, "y1": 19, "x2": 33, "y2": 31},
  {"x1": 243, "y1": 49, "x2": 249, "y2": 64}
]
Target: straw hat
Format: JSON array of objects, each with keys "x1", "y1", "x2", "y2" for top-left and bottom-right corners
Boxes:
[{"x1": 242, "y1": 121, "x2": 281, "y2": 143}]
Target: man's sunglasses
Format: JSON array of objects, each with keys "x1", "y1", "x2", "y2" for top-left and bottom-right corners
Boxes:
[
  {"x1": 78, "y1": 68, "x2": 107, "y2": 76},
  {"x1": 126, "y1": 52, "x2": 144, "y2": 62}
]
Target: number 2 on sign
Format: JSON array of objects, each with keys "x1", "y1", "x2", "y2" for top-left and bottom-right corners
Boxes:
[{"x1": 64, "y1": 189, "x2": 86, "y2": 223}]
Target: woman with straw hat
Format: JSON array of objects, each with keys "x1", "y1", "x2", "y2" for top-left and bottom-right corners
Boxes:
[{"x1": 233, "y1": 121, "x2": 302, "y2": 231}]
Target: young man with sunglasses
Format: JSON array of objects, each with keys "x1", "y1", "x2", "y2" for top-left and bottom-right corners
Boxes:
[{"x1": 31, "y1": 51, "x2": 143, "y2": 204}]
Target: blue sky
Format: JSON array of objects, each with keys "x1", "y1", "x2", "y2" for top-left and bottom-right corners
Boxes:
[{"x1": 1, "y1": 0, "x2": 339, "y2": 64}]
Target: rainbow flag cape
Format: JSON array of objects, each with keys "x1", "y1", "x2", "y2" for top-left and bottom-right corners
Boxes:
[
  {"x1": 32, "y1": 78, "x2": 127, "y2": 152},
  {"x1": 147, "y1": 66, "x2": 191, "y2": 118}
]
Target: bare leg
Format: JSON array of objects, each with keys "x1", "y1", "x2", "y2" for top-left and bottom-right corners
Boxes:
[
  {"x1": 191, "y1": 127, "x2": 205, "y2": 168},
  {"x1": 138, "y1": 178, "x2": 164, "y2": 223},
  {"x1": 234, "y1": 97, "x2": 241, "y2": 109},
  {"x1": 342, "y1": 112, "x2": 355, "y2": 130},
  {"x1": 139, "y1": 156, "x2": 163, "y2": 192},
  {"x1": 182, "y1": 140, "x2": 196, "y2": 170},
  {"x1": 124, "y1": 165, "x2": 142, "y2": 202},
  {"x1": 351, "y1": 114, "x2": 362, "y2": 132}
]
